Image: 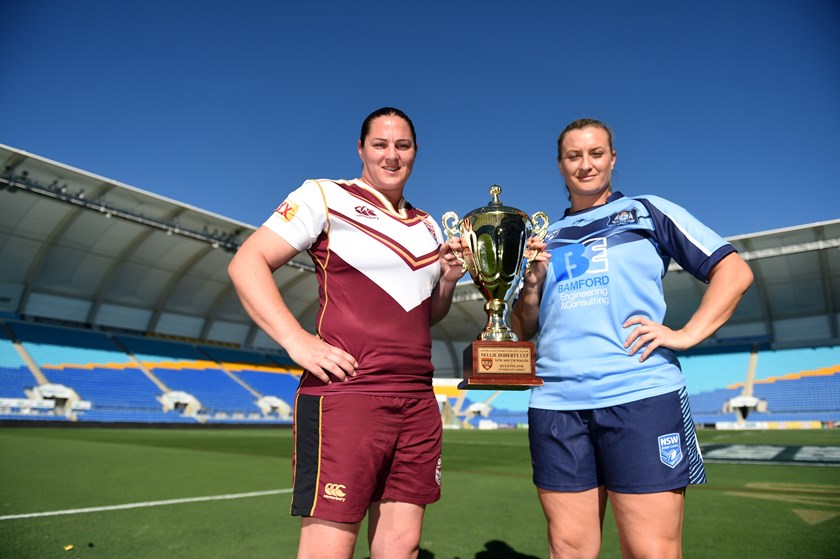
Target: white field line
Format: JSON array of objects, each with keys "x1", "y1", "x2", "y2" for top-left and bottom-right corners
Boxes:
[{"x1": 0, "y1": 488, "x2": 292, "y2": 521}]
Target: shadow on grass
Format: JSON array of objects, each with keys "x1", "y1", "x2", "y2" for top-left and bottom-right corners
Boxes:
[
  {"x1": 473, "y1": 539, "x2": 541, "y2": 558},
  {"x1": 363, "y1": 540, "x2": 541, "y2": 559}
]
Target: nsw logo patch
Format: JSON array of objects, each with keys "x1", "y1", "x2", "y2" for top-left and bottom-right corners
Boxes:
[
  {"x1": 658, "y1": 432, "x2": 683, "y2": 468},
  {"x1": 608, "y1": 209, "x2": 638, "y2": 226}
]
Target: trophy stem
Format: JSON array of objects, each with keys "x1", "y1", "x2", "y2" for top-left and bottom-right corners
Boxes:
[{"x1": 479, "y1": 300, "x2": 518, "y2": 342}]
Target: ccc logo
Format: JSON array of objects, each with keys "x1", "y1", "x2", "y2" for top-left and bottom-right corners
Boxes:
[
  {"x1": 324, "y1": 483, "x2": 346, "y2": 498},
  {"x1": 355, "y1": 205, "x2": 377, "y2": 218}
]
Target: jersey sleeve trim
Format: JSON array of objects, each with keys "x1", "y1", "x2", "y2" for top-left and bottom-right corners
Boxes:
[{"x1": 635, "y1": 195, "x2": 734, "y2": 282}]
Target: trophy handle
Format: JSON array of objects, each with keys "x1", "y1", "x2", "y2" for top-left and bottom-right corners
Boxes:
[
  {"x1": 531, "y1": 211, "x2": 549, "y2": 241},
  {"x1": 441, "y1": 211, "x2": 461, "y2": 242},
  {"x1": 441, "y1": 211, "x2": 468, "y2": 267},
  {"x1": 524, "y1": 211, "x2": 550, "y2": 273}
]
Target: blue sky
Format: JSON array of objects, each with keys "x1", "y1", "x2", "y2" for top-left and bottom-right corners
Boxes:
[{"x1": 3, "y1": 0, "x2": 839, "y2": 238}]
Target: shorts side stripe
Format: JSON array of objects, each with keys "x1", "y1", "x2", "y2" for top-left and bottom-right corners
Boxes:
[
  {"x1": 312, "y1": 396, "x2": 323, "y2": 516},
  {"x1": 291, "y1": 394, "x2": 324, "y2": 516},
  {"x1": 679, "y1": 387, "x2": 707, "y2": 485},
  {"x1": 291, "y1": 393, "x2": 299, "y2": 517}
]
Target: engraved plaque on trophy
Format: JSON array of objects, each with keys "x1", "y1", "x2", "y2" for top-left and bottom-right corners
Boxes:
[{"x1": 442, "y1": 185, "x2": 548, "y2": 390}]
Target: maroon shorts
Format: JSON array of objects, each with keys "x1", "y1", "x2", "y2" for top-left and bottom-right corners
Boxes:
[{"x1": 291, "y1": 393, "x2": 442, "y2": 523}]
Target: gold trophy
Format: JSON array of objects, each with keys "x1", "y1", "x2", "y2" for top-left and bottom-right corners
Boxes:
[{"x1": 443, "y1": 185, "x2": 548, "y2": 390}]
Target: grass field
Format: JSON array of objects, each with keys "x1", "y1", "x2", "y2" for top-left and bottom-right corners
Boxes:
[{"x1": 1, "y1": 427, "x2": 838, "y2": 558}]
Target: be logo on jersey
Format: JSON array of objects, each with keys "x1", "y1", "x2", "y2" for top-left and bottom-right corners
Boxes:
[
  {"x1": 551, "y1": 236, "x2": 609, "y2": 283},
  {"x1": 658, "y1": 433, "x2": 683, "y2": 468}
]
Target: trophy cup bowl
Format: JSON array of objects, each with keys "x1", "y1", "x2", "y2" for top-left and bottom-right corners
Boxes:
[{"x1": 442, "y1": 185, "x2": 548, "y2": 390}]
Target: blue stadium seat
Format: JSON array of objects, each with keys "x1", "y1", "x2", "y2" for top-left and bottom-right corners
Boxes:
[
  {"x1": 235, "y1": 369, "x2": 299, "y2": 404},
  {"x1": 0, "y1": 339, "x2": 26, "y2": 368},
  {"x1": 42, "y1": 365, "x2": 163, "y2": 408},
  {"x1": 151, "y1": 364, "x2": 261, "y2": 415},
  {"x1": 0, "y1": 366, "x2": 39, "y2": 398},
  {"x1": 9, "y1": 318, "x2": 833, "y2": 428}
]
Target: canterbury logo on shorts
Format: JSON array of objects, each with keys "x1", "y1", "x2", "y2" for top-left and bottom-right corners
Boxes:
[{"x1": 323, "y1": 483, "x2": 347, "y2": 501}]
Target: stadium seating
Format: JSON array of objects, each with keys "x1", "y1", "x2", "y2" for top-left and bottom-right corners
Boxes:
[
  {"x1": 0, "y1": 337, "x2": 27, "y2": 369},
  {"x1": 754, "y1": 346, "x2": 840, "y2": 379},
  {"x1": 41, "y1": 365, "x2": 164, "y2": 408},
  {"x1": 688, "y1": 387, "x2": 742, "y2": 424},
  {"x1": 746, "y1": 372, "x2": 840, "y2": 422},
  {"x1": 234, "y1": 368, "x2": 299, "y2": 405},
  {"x1": 77, "y1": 409, "x2": 197, "y2": 423},
  {"x1": 685, "y1": 346, "x2": 840, "y2": 424},
  {"x1": 681, "y1": 350, "x2": 753, "y2": 394},
  {"x1": 0, "y1": 320, "x2": 297, "y2": 424},
  {"x1": 150, "y1": 363, "x2": 261, "y2": 414},
  {"x1": 2, "y1": 319, "x2": 838, "y2": 428},
  {"x1": 0, "y1": 364, "x2": 37, "y2": 398}
]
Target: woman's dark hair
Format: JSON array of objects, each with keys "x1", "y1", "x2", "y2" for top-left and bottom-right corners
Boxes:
[
  {"x1": 557, "y1": 118, "x2": 614, "y2": 160},
  {"x1": 360, "y1": 107, "x2": 417, "y2": 145}
]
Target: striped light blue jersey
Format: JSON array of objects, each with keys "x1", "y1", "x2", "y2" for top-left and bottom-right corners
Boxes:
[{"x1": 529, "y1": 192, "x2": 735, "y2": 410}]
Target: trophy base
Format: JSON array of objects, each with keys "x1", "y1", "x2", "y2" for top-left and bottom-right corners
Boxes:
[{"x1": 458, "y1": 341, "x2": 543, "y2": 391}]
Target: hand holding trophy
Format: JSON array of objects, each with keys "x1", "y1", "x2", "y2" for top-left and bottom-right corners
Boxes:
[{"x1": 442, "y1": 185, "x2": 548, "y2": 389}]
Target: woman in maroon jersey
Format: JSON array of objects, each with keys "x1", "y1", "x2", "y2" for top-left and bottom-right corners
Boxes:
[{"x1": 229, "y1": 107, "x2": 465, "y2": 559}]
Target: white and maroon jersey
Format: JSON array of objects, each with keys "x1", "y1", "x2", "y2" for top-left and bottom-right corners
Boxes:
[{"x1": 264, "y1": 178, "x2": 443, "y2": 396}]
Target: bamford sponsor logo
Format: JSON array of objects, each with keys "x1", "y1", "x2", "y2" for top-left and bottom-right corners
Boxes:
[{"x1": 323, "y1": 483, "x2": 347, "y2": 502}]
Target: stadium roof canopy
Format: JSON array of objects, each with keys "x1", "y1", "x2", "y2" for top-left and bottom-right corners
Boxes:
[{"x1": 2, "y1": 144, "x2": 839, "y2": 377}]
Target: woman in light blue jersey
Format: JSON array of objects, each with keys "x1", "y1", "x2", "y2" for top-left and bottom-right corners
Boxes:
[{"x1": 512, "y1": 118, "x2": 753, "y2": 559}]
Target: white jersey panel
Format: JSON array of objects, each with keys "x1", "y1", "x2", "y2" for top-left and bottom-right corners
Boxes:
[{"x1": 264, "y1": 179, "x2": 442, "y2": 312}]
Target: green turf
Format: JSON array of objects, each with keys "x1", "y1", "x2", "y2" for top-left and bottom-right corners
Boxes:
[{"x1": 1, "y1": 427, "x2": 838, "y2": 558}]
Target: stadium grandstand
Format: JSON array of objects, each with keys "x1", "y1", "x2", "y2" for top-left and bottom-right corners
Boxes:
[{"x1": 1, "y1": 143, "x2": 839, "y2": 429}]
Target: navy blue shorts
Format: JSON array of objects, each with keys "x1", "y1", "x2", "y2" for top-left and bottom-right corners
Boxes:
[{"x1": 529, "y1": 388, "x2": 706, "y2": 493}]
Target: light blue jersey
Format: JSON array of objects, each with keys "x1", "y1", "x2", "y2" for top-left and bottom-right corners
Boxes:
[{"x1": 529, "y1": 192, "x2": 735, "y2": 410}]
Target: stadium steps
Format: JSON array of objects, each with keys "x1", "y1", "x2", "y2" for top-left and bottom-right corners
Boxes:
[{"x1": 0, "y1": 337, "x2": 50, "y2": 386}]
